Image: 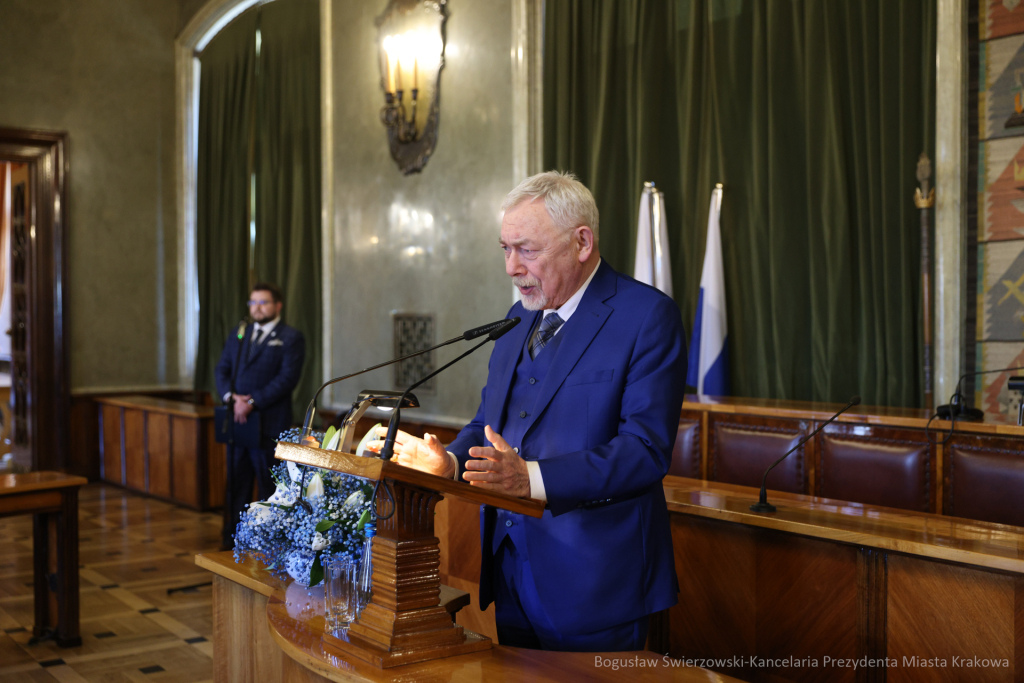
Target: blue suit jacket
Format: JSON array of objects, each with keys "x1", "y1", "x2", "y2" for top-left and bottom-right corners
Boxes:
[
  {"x1": 214, "y1": 322, "x2": 306, "y2": 444},
  {"x1": 448, "y1": 261, "x2": 687, "y2": 636}
]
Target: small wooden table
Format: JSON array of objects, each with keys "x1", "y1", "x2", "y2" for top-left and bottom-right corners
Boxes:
[{"x1": 0, "y1": 471, "x2": 87, "y2": 647}]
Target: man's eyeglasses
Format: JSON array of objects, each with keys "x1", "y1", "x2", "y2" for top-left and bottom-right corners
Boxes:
[{"x1": 247, "y1": 299, "x2": 274, "y2": 307}]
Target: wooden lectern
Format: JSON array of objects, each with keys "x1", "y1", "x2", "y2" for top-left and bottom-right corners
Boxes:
[{"x1": 275, "y1": 441, "x2": 545, "y2": 668}]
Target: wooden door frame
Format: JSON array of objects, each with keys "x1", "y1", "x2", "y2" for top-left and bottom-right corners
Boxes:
[{"x1": 0, "y1": 128, "x2": 70, "y2": 472}]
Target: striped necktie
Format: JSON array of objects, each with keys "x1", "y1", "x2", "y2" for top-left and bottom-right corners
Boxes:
[{"x1": 529, "y1": 313, "x2": 564, "y2": 360}]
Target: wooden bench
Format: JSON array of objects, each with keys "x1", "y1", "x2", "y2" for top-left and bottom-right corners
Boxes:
[{"x1": 0, "y1": 471, "x2": 87, "y2": 647}]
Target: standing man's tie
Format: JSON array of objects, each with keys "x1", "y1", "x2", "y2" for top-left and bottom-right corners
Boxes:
[
  {"x1": 529, "y1": 313, "x2": 564, "y2": 360},
  {"x1": 248, "y1": 325, "x2": 265, "y2": 361}
]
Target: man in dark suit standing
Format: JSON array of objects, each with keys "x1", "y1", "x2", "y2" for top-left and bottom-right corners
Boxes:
[
  {"x1": 215, "y1": 282, "x2": 305, "y2": 548},
  {"x1": 370, "y1": 172, "x2": 687, "y2": 652}
]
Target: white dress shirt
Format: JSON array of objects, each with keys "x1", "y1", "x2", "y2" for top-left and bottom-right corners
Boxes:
[
  {"x1": 449, "y1": 261, "x2": 602, "y2": 501},
  {"x1": 252, "y1": 316, "x2": 281, "y2": 345}
]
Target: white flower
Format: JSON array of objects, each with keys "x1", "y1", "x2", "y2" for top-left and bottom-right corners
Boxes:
[
  {"x1": 304, "y1": 472, "x2": 325, "y2": 503},
  {"x1": 287, "y1": 460, "x2": 302, "y2": 483},
  {"x1": 267, "y1": 482, "x2": 297, "y2": 506},
  {"x1": 311, "y1": 531, "x2": 329, "y2": 551},
  {"x1": 343, "y1": 490, "x2": 365, "y2": 510},
  {"x1": 248, "y1": 503, "x2": 272, "y2": 524}
]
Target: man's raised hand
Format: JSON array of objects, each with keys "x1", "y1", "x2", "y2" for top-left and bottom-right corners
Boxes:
[{"x1": 463, "y1": 425, "x2": 531, "y2": 498}]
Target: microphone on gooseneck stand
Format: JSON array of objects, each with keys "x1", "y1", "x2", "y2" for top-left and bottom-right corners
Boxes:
[
  {"x1": 934, "y1": 365, "x2": 1024, "y2": 421},
  {"x1": 371, "y1": 317, "x2": 520, "y2": 521},
  {"x1": 379, "y1": 317, "x2": 521, "y2": 462},
  {"x1": 298, "y1": 317, "x2": 521, "y2": 442},
  {"x1": 749, "y1": 396, "x2": 861, "y2": 513},
  {"x1": 463, "y1": 318, "x2": 519, "y2": 340},
  {"x1": 926, "y1": 365, "x2": 1024, "y2": 445}
]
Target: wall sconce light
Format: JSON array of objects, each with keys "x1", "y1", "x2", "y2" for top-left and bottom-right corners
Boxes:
[{"x1": 376, "y1": 0, "x2": 448, "y2": 175}]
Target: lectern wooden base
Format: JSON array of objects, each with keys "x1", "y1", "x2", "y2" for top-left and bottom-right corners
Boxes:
[
  {"x1": 323, "y1": 623, "x2": 491, "y2": 668},
  {"x1": 275, "y1": 441, "x2": 545, "y2": 669}
]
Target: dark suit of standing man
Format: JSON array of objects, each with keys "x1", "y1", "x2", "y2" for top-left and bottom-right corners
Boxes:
[
  {"x1": 215, "y1": 282, "x2": 305, "y2": 548},
  {"x1": 369, "y1": 172, "x2": 686, "y2": 652}
]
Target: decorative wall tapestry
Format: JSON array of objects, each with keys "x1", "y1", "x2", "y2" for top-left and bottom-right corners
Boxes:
[{"x1": 977, "y1": 0, "x2": 1024, "y2": 418}]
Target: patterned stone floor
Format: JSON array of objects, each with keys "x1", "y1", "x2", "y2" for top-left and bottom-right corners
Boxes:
[{"x1": 0, "y1": 484, "x2": 220, "y2": 682}]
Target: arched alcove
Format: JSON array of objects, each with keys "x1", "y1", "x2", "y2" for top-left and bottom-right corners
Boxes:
[{"x1": 173, "y1": 0, "x2": 334, "y2": 388}]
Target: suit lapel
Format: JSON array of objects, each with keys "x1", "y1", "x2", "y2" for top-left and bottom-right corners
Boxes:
[
  {"x1": 486, "y1": 309, "x2": 539, "y2": 432},
  {"x1": 521, "y1": 262, "x2": 616, "y2": 439}
]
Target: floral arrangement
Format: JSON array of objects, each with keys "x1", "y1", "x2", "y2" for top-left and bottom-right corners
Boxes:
[{"x1": 232, "y1": 428, "x2": 374, "y2": 587}]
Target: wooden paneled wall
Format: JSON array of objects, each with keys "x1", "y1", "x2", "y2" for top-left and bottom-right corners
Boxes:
[
  {"x1": 68, "y1": 390, "x2": 197, "y2": 480},
  {"x1": 97, "y1": 399, "x2": 225, "y2": 511}
]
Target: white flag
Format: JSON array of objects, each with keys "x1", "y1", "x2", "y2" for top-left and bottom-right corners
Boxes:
[
  {"x1": 686, "y1": 184, "x2": 728, "y2": 395},
  {"x1": 633, "y1": 182, "x2": 673, "y2": 296}
]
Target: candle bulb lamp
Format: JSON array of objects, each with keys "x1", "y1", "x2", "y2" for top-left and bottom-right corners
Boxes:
[{"x1": 375, "y1": 0, "x2": 447, "y2": 175}]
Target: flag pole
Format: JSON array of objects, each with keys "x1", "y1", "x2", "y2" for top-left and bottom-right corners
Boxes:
[
  {"x1": 915, "y1": 154, "x2": 935, "y2": 411},
  {"x1": 645, "y1": 181, "x2": 657, "y2": 285}
]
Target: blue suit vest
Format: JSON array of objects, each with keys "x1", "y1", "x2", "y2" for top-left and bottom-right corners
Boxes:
[{"x1": 492, "y1": 324, "x2": 565, "y2": 554}]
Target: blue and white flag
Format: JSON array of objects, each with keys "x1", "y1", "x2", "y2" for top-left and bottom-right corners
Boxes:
[
  {"x1": 686, "y1": 184, "x2": 728, "y2": 395},
  {"x1": 633, "y1": 182, "x2": 673, "y2": 296}
]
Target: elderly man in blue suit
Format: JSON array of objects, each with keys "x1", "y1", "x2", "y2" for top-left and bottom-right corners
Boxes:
[
  {"x1": 371, "y1": 172, "x2": 687, "y2": 652},
  {"x1": 215, "y1": 282, "x2": 305, "y2": 549}
]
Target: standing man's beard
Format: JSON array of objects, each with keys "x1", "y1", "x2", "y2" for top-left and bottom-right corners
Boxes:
[
  {"x1": 251, "y1": 310, "x2": 275, "y2": 323},
  {"x1": 512, "y1": 276, "x2": 548, "y2": 310}
]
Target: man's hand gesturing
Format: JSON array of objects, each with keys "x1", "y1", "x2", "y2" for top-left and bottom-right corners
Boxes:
[
  {"x1": 463, "y1": 425, "x2": 531, "y2": 498},
  {"x1": 366, "y1": 426, "x2": 454, "y2": 478}
]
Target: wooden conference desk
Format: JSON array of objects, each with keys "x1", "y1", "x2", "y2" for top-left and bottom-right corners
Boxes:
[
  {"x1": 675, "y1": 395, "x2": 1024, "y2": 528},
  {"x1": 197, "y1": 551, "x2": 739, "y2": 682},
  {"x1": 658, "y1": 477, "x2": 1024, "y2": 683}
]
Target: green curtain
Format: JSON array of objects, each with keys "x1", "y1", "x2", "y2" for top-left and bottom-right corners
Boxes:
[
  {"x1": 544, "y1": 0, "x2": 936, "y2": 407},
  {"x1": 256, "y1": 0, "x2": 322, "y2": 423},
  {"x1": 195, "y1": 10, "x2": 258, "y2": 400},
  {"x1": 195, "y1": 0, "x2": 322, "y2": 423}
]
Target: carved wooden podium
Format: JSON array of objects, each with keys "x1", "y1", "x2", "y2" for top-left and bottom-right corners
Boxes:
[{"x1": 275, "y1": 441, "x2": 545, "y2": 668}]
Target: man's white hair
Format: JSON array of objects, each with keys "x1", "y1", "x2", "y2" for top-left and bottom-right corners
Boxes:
[{"x1": 501, "y1": 170, "x2": 599, "y2": 243}]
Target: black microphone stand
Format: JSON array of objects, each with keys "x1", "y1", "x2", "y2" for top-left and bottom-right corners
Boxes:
[
  {"x1": 298, "y1": 334, "x2": 465, "y2": 441},
  {"x1": 379, "y1": 338, "x2": 491, "y2": 462},
  {"x1": 372, "y1": 319, "x2": 519, "y2": 519},
  {"x1": 750, "y1": 396, "x2": 860, "y2": 513},
  {"x1": 299, "y1": 318, "x2": 518, "y2": 441},
  {"x1": 366, "y1": 338, "x2": 490, "y2": 521},
  {"x1": 926, "y1": 365, "x2": 1024, "y2": 445}
]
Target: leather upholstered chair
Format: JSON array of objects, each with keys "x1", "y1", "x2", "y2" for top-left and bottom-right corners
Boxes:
[
  {"x1": 710, "y1": 417, "x2": 807, "y2": 494},
  {"x1": 668, "y1": 417, "x2": 701, "y2": 478},
  {"x1": 946, "y1": 439, "x2": 1024, "y2": 527},
  {"x1": 816, "y1": 431, "x2": 931, "y2": 512}
]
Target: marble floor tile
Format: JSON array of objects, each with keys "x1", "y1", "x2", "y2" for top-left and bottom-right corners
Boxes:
[
  {"x1": 61, "y1": 641, "x2": 211, "y2": 682},
  {"x1": 0, "y1": 484, "x2": 216, "y2": 683}
]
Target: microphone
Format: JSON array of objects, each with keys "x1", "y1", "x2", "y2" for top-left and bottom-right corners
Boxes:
[
  {"x1": 934, "y1": 366, "x2": 1024, "y2": 421},
  {"x1": 464, "y1": 318, "x2": 518, "y2": 340},
  {"x1": 379, "y1": 317, "x2": 521, "y2": 461},
  {"x1": 487, "y1": 317, "x2": 520, "y2": 340},
  {"x1": 749, "y1": 396, "x2": 861, "y2": 513},
  {"x1": 299, "y1": 317, "x2": 521, "y2": 441}
]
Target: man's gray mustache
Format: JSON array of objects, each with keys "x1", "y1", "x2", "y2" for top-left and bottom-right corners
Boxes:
[{"x1": 512, "y1": 277, "x2": 540, "y2": 289}]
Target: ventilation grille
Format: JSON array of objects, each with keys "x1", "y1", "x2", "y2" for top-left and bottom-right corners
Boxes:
[{"x1": 393, "y1": 313, "x2": 435, "y2": 393}]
